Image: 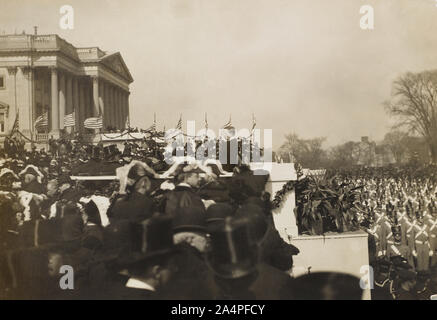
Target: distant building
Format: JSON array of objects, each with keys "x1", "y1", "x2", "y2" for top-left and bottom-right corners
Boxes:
[
  {"x1": 0, "y1": 33, "x2": 133, "y2": 142},
  {"x1": 353, "y1": 136, "x2": 395, "y2": 167}
]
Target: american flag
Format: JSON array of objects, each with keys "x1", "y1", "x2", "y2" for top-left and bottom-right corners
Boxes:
[
  {"x1": 148, "y1": 122, "x2": 156, "y2": 132},
  {"x1": 176, "y1": 116, "x2": 182, "y2": 130},
  {"x1": 34, "y1": 112, "x2": 48, "y2": 131},
  {"x1": 84, "y1": 116, "x2": 103, "y2": 129},
  {"x1": 64, "y1": 112, "x2": 75, "y2": 127},
  {"x1": 11, "y1": 113, "x2": 19, "y2": 133},
  {"x1": 222, "y1": 115, "x2": 233, "y2": 129}
]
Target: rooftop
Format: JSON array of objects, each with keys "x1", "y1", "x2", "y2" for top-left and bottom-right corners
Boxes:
[{"x1": 0, "y1": 34, "x2": 107, "y2": 61}]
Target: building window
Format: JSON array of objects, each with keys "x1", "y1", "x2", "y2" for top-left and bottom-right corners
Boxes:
[
  {"x1": 0, "y1": 113, "x2": 5, "y2": 133},
  {"x1": 0, "y1": 76, "x2": 5, "y2": 89}
]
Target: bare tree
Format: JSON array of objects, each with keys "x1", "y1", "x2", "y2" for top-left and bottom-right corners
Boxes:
[
  {"x1": 382, "y1": 130, "x2": 409, "y2": 164},
  {"x1": 279, "y1": 133, "x2": 327, "y2": 168},
  {"x1": 385, "y1": 71, "x2": 437, "y2": 163}
]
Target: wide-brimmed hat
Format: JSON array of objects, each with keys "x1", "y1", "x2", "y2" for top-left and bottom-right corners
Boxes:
[
  {"x1": 116, "y1": 160, "x2": 159, "y2": 194},
  {"x1": 206, "y1": 216, "x2": 258, "y2": 279},
  {"x1": 19, "y1": 165, "x2": 45, "y2": 183}
]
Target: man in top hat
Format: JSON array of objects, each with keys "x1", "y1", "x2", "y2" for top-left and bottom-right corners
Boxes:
[
  {"x1": 171, "y1": 197, "x2": 208, "y2": 254},
  {"x1": 104, "y1": 214, "x2": 179, "y2": 299},
  {"x1": 206, "y1": 216, "x2": 293, "y2": 300}
]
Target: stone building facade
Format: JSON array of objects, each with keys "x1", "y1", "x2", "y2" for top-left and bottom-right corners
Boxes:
[{"x1": 0, "y1": 33, "x2": 133, "y2": 141}]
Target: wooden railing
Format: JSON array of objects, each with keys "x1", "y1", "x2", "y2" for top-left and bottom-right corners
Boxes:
[{"x1": 35, "y1": 133, "x2": 48, "y2": 142}]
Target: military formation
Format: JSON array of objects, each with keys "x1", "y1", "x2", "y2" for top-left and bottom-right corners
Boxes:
[{"x1": 333, "y1": 167, "x2": 437, "y2": 299}]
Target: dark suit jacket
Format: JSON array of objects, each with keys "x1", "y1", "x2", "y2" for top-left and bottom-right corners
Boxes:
[
  {"x1": 110, "y1": 192, "x2": 156, "y2": 223},
  {"x1": 164, "y1": 185, "x2": 206, "y2": 218}
]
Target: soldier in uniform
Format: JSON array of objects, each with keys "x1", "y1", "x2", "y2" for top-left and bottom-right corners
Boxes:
[
  {"x1": 386, "y1": 225, "x2": 413, "y2": 268},
  {"x1": 411, "y1": 211, "x2": 432, "y2": 273},
  {"x1": 426, "y1": 202, "x2": 437, "y2": 267}
]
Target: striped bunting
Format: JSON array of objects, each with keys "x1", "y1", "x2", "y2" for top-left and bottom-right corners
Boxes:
[
  {"x1": 64, "y1": 112, "x2": 75, "y2": 127},
  {"x1": 84, "y1": 116, "x2": 103, "y2": 129},
  {"x1": 34, "y1": 112, "x2": 48, "y2": 130}
]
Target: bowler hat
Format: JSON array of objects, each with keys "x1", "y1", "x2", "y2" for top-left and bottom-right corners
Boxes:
[
  {"x1": 172, "y1": 203, "x2": 207, "y2": 234},
  {"x1": 206, "y1": 217, "x2": 258, "y2": 279},
  {"x1": 206, "y1": 203, "x2": 235, "y2": 225}
]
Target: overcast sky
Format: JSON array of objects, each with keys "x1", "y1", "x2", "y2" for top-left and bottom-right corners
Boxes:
[{"x1": 2, "y1": 0, "x2": 437, "y2": 148}]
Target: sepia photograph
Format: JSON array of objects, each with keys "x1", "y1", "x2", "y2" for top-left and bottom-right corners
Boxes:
[{"x1": 0, "y1": 0, "x2": 436, "y2": 304}]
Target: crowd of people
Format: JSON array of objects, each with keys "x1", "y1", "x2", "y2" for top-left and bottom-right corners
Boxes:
[
  {"x1": 330, "y1": 166, "x2": 437, "y2": 299},
  {"x1": 0, "y1": 135, "x2": 306, "y2": 300},
  {"x1": 0, "y1": 134, "x2": 436, "y2": 300}
]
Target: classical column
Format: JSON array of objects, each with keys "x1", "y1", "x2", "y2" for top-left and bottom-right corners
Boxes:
[
  {"x1": 119, "y1": 90, "x2": 124, "y2": 129},
  {"x1": 99, "y1": 79, "x2": 105, "y2": 130},
  {"x1": 49, "y1": 67, "x2": 59, "y2": 136},
  {"x1": 107, "y1": 84, "x2": 113, "y2": 129},
  {"x1": 126, "y1": 91, "x2": 130, "y2": 126},
  {"x1": 84, "y1": 79, "x2": 90, "y2": 119},
  {"x1": 59, "y1": 72, "x2": 66, "y2": 131},
  {"x1": 123, "y1": 91, "x2": 128, "y2": 128},
  {"x1": 114, "y1": 88, "x2": 119, "y2": 129},
  {"x1": 78, "y1": 80, "x2": 85, "y2": 132},
  {"x1": 105, "y1": 82, "x2": 111, "y2": 129},
  {"x1": 7, "y1": 67, "x2": 18, "y2": 133},
  {"x1": 118, "y1": 89, "x2": 123, "y2": 129},
  {"x1": 73, "y1": 76, "x2": 79, "y2": 131},
  {"x1": 19, "y1": 67, "x2": 34, "y2": 137},
  {"x1": 92, "y1": 76, "x2": 99, "y2": 117},
  {"x1": 65, "y1": 74, "x2": 73, "y2": 132},
  {"x1": 112, "y1": 87, "x2": 117, "y2": 129}
]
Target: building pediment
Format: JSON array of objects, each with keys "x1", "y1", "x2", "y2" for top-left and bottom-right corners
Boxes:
[{"x1": 100, "y1": 52, "x2": 133, "y2": 83}]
